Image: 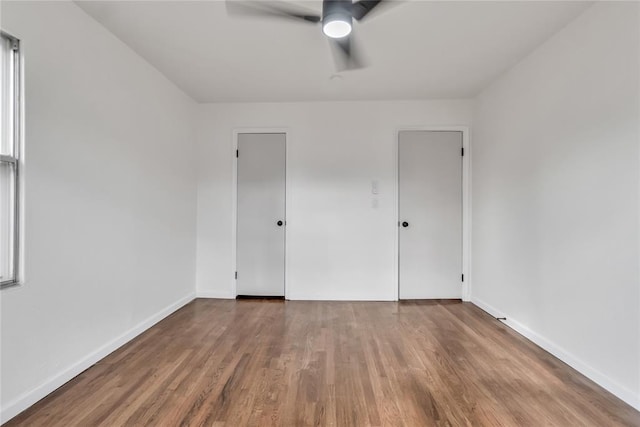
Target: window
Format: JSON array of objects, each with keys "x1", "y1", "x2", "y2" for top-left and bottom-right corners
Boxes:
[{"x1": 1, "y1": 31, "x2": 20, "y2": 288}]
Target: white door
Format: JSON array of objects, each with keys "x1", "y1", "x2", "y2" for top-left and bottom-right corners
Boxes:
[
  {"x1": 236, "y1": 133, "x2": 286, "y2": 296},
  {"x1": 399, "y1": 131, "x2": 462, "y2": 299}
]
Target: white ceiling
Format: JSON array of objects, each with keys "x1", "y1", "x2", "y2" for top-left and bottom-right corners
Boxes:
[{"x1": 76, "y1": 0, "x2": 591, "y2": 103}]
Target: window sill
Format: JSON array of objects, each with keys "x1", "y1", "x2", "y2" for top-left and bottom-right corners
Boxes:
[{"x1": 0, "y1": 280, "x2": 21, "y2": 290}]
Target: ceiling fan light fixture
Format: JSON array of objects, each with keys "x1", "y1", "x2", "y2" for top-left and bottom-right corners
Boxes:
[
  {"x1": 322, "y1": 1, "x2": 353, "y2": 39},
  {"x1": 322, "y1": 17, "x2": 352, "y2": 38}
]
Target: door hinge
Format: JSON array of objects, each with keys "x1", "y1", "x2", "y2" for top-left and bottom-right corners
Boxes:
[
  {"x1": 461, "y1": 274, "x2": 464, "y2": 282},
  {"x1": 461, "y1": 147, "x2": 465, "y2": 157},
  {"x1": 236, "y1": 149, "x2": 239, "y2": 158},
  {"x1": 235, "y1": 271, "x2": 238, "y2": 280}
]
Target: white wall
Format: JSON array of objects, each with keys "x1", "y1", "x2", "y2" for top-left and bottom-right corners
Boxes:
[
  {"x1": 0, "y1": 1, "x2": 198, "y2": 422},
  {"x1": 471, "y1": 2, "x2": 639, "y2": 409},
  {"x1": 196, "y1": 100, "x2": 472, "y2": 300}
]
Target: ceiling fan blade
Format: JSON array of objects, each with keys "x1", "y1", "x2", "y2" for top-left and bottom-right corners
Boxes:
[
  {"x1": 351, "y1": 0, "x2": 385, "y2": 21},
  {"x1": 226, "y1": 1, "x2": 321, "y2": 23},
  {"x1": 330, "y1": 35, "x2": 366, "y2": 71}
]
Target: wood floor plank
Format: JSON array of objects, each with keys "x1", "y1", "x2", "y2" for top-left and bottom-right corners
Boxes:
[{"x1": 5, "y1": 299, "x2": 639, "y2": 426}]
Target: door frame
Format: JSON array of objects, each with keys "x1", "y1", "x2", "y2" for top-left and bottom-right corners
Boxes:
[
  {"x1": 394, "y1": 126, "x2": 471, "y2": 301},
  {"x1": 232, "y1": 128, "x2": 290, "y2": 299}
]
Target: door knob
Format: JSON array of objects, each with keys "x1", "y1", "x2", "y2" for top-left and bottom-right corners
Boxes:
[
  {"x1": 402, "y1": 221, "x2": 409, "y2": 228},
  {"x1": 277, "y1": 220, "x2": 283, "y2": 226}
]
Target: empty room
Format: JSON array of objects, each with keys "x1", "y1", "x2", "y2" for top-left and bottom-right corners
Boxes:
[{"x1": 0, "y1": 0, "x2": 639, "y2": 425}]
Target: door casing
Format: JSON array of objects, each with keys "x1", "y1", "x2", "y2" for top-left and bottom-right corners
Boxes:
[
  {"x1": 394, "y1": 126, "x2": 471, "y2": 301},
  {"x1": 232, "y1": 128, "x2": 290, "y2": 299}
]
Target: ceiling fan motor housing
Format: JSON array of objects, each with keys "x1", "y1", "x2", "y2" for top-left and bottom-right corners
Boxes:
[{"x1": 323, "y1": 0, "x2": 353, "y2": 28}]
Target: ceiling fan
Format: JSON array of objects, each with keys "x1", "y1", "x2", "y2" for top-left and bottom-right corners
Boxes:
[{"x1": 226, "y1": 0, "x2": 391, "y2": 71}]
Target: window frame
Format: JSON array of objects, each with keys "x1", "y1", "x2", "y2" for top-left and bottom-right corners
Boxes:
[{"x1": 1, "y1": 30, "x2": 21, "y2": 289}]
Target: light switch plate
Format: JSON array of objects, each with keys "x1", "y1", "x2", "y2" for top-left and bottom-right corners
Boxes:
[{"x1": 371, "y1": 180, "x2": 379, "y2": 195}]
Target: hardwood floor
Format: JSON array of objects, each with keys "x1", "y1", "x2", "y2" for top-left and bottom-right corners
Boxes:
[{"x1": 6, "y1": 299, "x2": 639, "y2": 426}]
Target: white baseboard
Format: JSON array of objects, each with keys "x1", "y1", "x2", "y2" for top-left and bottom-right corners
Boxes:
[
  {"x1": 286, "y1": 292, "x2": 396, "y2": 301},
  {"x1": 196, "y1": 290, "x2": 235, "y2": 299},
  {"x1": 471, "y1": 297, "x2": 640, "y2": 411},
  {"x1": 195, "y1": 291, "x2": 398, "y2": 301},
  {"x1": 0, "y1": 292, "x2": 196, "y2": 425}
]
